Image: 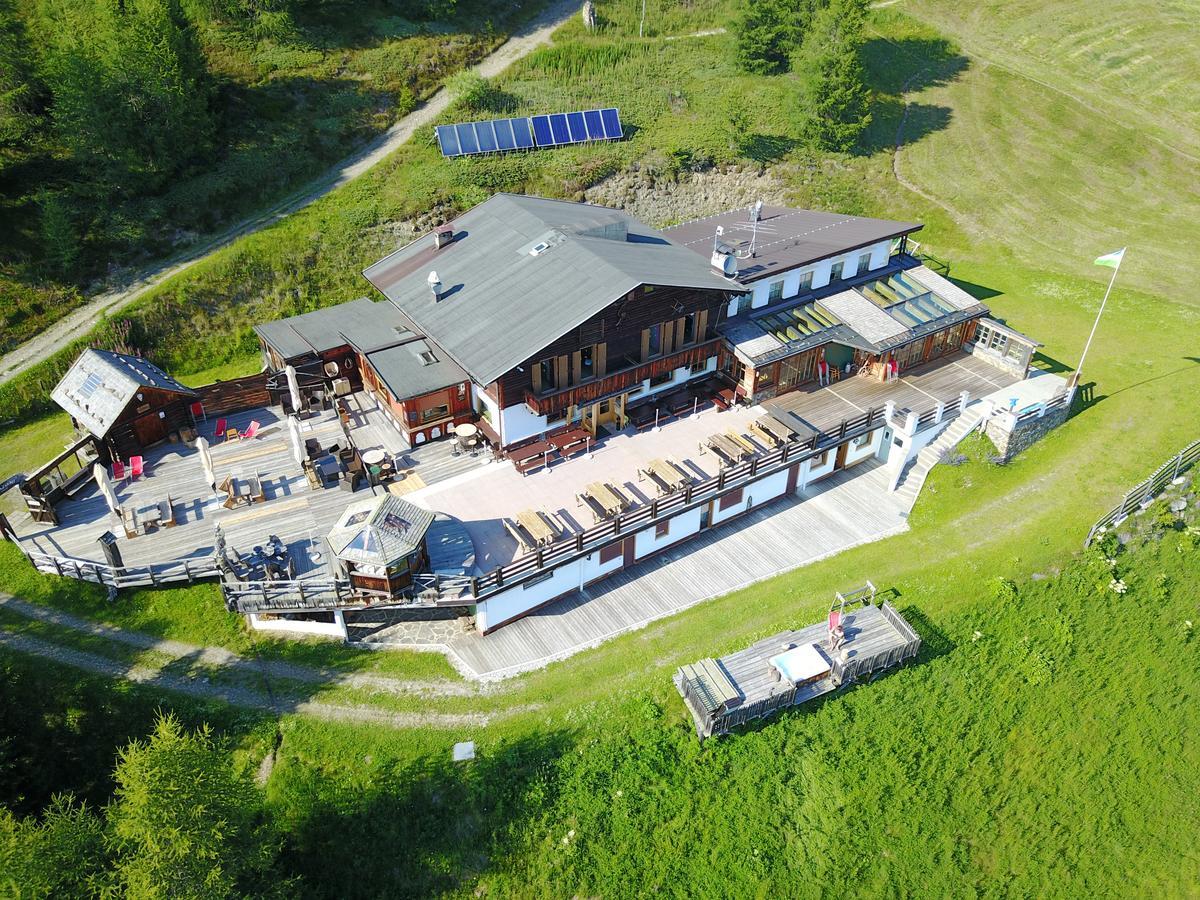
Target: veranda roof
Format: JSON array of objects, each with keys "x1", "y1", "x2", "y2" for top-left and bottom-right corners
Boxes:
[{"x1": 327, "y1": 494, "x2": 434, "y2": 566}]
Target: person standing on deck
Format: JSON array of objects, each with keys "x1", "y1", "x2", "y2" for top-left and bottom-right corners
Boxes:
[{"x1": 817, "y1": 353, "x2": 829, "y2": 386}]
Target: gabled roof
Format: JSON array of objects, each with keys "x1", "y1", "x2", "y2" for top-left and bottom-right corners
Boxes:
[
  {"x1": 362, "y1": 194, "x2": 741, "y2": 386},
  {"x1": 664, "y1": 205, "x2": 922, "y2": 284},
  {"x1": 253, "y1": 298, "x2": 414, "y2": 360},
  {"x1": 366, "y1": 338, "x2": 467, "y2": 402},
  {"x1": 327, "y1": 494, "x2": 434, "y2": 566},
  {"x1": 51, "y1": 349, "x2": 196, "y2": 438}
]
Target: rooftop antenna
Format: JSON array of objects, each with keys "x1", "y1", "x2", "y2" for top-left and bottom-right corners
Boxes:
[
  {"x1": 748, "y1": 200, "x2": 763, "y2": 258},
  {"x1": 427, "y1": 271, "x2": 442, "y2": 301}
]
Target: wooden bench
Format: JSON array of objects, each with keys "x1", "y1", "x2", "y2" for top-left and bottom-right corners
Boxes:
[
  {"x1": 502, "y1": 518, "x2": 535, "y2": 554},
  {"x1": 159, "y1": 495, "x2": 176, "y2": 528}
]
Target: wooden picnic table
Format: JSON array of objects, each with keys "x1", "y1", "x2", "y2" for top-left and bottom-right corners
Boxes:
[
  {"x1": 516, "y1": 509, "x2": 557, "y2": 546},
  {"x1": 643, "y1": 457, "x2": 689, "y2": 494},
  {"x1": 754, "y1": 413, "x2": 796, "y2": 446},
  {"x1": 508, "y1": 440, "x2": 552, "y2": 462},
  {"x1": 585, "y1": 481, "x2": 627, "y2": 517},
  {"x1": 725, "y1": 430, "x2": 760, "y2": 454},
  {"x1": 705, "y1": 433, "x2": 749, "y2": 464}
]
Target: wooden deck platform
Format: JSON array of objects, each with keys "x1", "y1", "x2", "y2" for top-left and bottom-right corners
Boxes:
[
  {"x1": 675, "y1": 601, "x2": 921, "y2": 740},
  {"x1": 355, "y1": 459, "x2": 913, "y2": 679},
  {"x1": 765, "y1": 351, "x2": 1020, "y2": 435}
]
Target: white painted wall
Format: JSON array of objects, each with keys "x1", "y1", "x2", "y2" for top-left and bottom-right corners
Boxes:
[
  {"x1": 499, "y1": 401, "x2": 548, "y2": 446},
  {"x1": 844, "y1": 427, "x2": 884, "y2": 465},
  {"x1": 711, "y1": 468, "x2": 789, "y2": 525},
  {"x1": 634, "y1": 506, "x2": 702, "y2": 559},
  {"x1": 476, "y1": 562, "x2": 581, "y2": 632},
  {"x1": 248, "y1": 612, "x2": 346, "y2": 639},
  {"x1": 579, "y1": 546, "x2": 626, "y2": 584},
  {"x1": 626, "y1": 357, "x2": 716, "y2": 404},
  {"x1": 473, "y1": 383, "x2": 501, "y2": 439},
  {"x1": 746, "y1": 239, "x2": 893, "y2": 310}
]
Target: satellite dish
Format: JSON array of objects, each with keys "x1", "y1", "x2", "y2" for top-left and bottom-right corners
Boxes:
[{"x1": 710, "y1": 250, "x2": 737, "y2": 277}]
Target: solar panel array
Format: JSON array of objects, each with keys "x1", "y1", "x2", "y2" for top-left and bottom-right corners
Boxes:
[{"x1": 436, "y1": 108, "x2": 622, "y2": 158}]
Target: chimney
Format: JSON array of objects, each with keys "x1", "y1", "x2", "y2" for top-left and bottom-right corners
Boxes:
[
  {"x1": 434, "y1": 225, "x2": 454, "y2": 249},
  {"x1": 427, "y1": 271, "x2": 442, "y2": 301}
]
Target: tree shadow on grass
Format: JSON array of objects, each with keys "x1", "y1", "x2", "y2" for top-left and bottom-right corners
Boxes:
[
  {"x1": 855, "y1": 36, "x2": 970, "y2": 157},
  {"x1": 277, "y1": 731, "x2": 572, "y2": 898},
  {"x1": 739, "y1": 133, "x2": 801, "y2": 165}
]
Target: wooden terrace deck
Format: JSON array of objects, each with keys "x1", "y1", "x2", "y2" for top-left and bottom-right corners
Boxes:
[{"x1": 765, "y1": 351, "x2": 1020, "y2": 435}]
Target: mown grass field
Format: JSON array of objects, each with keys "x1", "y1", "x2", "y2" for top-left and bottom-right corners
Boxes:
[{"x1": 2, "y1": 0, "x2": 1199, "y2": 894}]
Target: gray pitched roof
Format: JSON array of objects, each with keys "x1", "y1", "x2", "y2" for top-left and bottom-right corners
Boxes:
[
  {"x1": 366, "y1": 338, "x2": 467, "y2": 402},
  {"x1": 51, "y1": 349, "x2": 196, "y2": 438},
  {"x1": 362, "y1": 194, "x2": 741, "y2": 386},
  {"x1": 327, "y1": 494, "x2": 434, "y2": 566},
  {"x1": 254, "y1": 298, "x2": 413, "y2": 360},
  {"x1": 820, "y1": 289, "x2": 908, "y2": 344},
  {"x1": 664, "y1": 205, "x2": 922, "y2": 285}
]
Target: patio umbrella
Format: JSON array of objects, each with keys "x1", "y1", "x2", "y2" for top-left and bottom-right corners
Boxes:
[
  {"x1": 214, "y1": 522, "x2": 227, "y2": 561},
  {"x1": 285, "y1": 364, "x2": 302, "y2": 415},
  {"x1": 93, "y1": 463, "x2": 120, "y2": 516},
  {"x1": 197, "y1": 436, "x2": 216, "y2": 492},
  {"x1": 286, "y1": 414, "x2": 304, "y2": 466}
]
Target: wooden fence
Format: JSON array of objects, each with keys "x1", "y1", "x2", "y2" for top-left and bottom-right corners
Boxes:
[
  {"x1": 1084, "y1": 438, "x2": 1200, "y2": 546},
  {"x1": 27, "y1": 550, "x2": 220, "y2": 589},
  {"x1": 193, "y1": 372, "x2": 270, "y2": 418}
]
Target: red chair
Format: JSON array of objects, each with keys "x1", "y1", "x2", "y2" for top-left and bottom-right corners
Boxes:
[
  {"x1": 214, "y1": 417, "x2": 227, "y2": 439},
  {"x1": 111, "y1": 459, "x2": 126, "y2": 481},
  {"x1": 190, "y1": 401, "x2": 206, "y2": 423},
  {"x1": 240, "y1": 420, "x2": 262, "y2": 441},
  {"x1": 130, "y1": 456, "x2": 145, "y2": 480}
]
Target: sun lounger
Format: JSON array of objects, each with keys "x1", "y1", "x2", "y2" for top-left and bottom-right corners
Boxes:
[
  {"x1": 214, "y1": 417, "x2": 227, "y2": 439},
  {"x1": 240, "y1": 420, "x2": 262, "y2": 440},
  {"x1": 129, "y1": 456, "x2": 144, "y2": 479},
  {"x1": 111, "y1": 459, "x2": 126, "y2": 481}
]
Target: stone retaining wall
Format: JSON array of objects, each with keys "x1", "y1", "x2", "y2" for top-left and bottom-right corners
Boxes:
[{"x1": 984, "y1": 403, "x2": 1070, "y2": 460}]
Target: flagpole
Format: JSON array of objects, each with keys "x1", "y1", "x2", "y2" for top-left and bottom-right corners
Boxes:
[{"x1": 1073, "y1": 251, "x2": 1124, "y2": 393}]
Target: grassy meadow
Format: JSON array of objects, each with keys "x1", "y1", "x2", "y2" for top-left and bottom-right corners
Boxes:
[{"x1": 2, "y1": 0, "x2": 1199, "y2": 894}]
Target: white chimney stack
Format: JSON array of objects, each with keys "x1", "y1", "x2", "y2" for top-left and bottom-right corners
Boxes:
[{"x1": 428, "y1": 271, "x2": 442, "y2": 301}]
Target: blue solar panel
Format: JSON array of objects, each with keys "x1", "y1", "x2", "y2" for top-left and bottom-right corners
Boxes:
[
  {"x1": 583, "y1": 109, "x2": 605, "y2": 141},
  {"x1": 475, "y1": 120, "x2": 498, "y2": 153},
  {"x1": 436, "y1": 125, "x2": 461, "y2": 157},
  {"x1": 549, "y1": 113, "x2": 570, "y2": 144},
  {"x1": 493, "y1": 118, "x2": 515, "y2": 151},
  {"x1": 455, "y1": 122, "x2": 479, "y2": 154},
  {"x1": 566, "y1": 111, "x2": 588, "y2": 143},
  {"x1": 531, "y1": 115, "x2": 553, "y2": 147},
  {"x1": 601, "y1": 108, "x2": 623, "y2": 139},
  {"x1": 513, "y1": 117, "x2": 535, "y2": 148}
]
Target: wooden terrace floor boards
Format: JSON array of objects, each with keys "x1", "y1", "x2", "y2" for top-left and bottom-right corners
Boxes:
[
  {"x1": 393, "y1": 460, "x2": 910, "y2": 678},
  {"x1": 766, "y1": 351, "x2": 1021, "y2": 435}
]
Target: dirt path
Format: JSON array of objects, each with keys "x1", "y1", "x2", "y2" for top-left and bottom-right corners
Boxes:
[
  {"x1": 0, "y1": 629, "x2": 490, "y2": 729},
  {"x1": 0, "y1": 0, "x2": 581, "y2": 387},
  {"x1": 0, "y1": 593, "x2": 478, "y2": 697}
]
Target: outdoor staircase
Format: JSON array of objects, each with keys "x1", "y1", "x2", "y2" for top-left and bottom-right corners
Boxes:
[{"x1": 893, "y1": 405, "x2": 987, "y2": 511}]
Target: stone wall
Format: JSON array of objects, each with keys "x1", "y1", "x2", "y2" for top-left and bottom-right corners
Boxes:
[{"x1": 984, "y1": 404, "x2": 1070, "y2": 460}]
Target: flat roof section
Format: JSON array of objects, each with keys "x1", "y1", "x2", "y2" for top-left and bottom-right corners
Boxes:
[{"x1": 664, "y1": 205, "x2": 922, "y2": 284}]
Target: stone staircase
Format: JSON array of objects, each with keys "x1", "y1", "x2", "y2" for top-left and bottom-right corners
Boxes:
[{"x1": 893, "y1": 406, "x2": 986, "y2": 511}]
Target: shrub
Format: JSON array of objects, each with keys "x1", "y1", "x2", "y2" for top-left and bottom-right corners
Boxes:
[{"x1": 992, "y1": 577, "x2": 1018, "y2": 604}]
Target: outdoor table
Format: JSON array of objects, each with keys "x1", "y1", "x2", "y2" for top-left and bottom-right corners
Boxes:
[
  {"x1": 361, "y1": 448, "x2": 386, "y2": 467},
  {"x1": 757, "y1": 413, "x2": 796, "y2": 444},
  {"x1": 516, "y1": 509, "x2": 557, "y2": 545},
  {"x1": 315, "y1": 456, "x2": 340, "y2": 484},
  {"x1": 454, "y1": 423, "x2": 478, "y2": 440},
  {"x1": 706, "y1": 433, "x2": 748, "y2": 463},
  {"x1": 137, "y1": 503, "x2": 163, "y2": 530},
  {"x1": 646, "y1": 458, "x2": 688, "y2": 493},
  {"x1": 586, "y1": 482, "x2": 626, "y2": 517}
]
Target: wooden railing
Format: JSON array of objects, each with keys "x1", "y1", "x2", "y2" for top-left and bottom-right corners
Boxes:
[
  {"x1": 27, "y1": 551, "x2": 220, "y2": 589},
  {"x1": 471, "y1": 406, "x2": 889, "y2": 599},
  {"x1": 523, "y1": 337, "x2": 723, "y2": 415},
  {"x1": 1084, "y1": 438, "x2": 1200, "y2": 546}
]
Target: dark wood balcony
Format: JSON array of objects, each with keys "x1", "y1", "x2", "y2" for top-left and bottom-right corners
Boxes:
[{"x1": 523, "y1": 337, "x2": 725, "y2": 415}]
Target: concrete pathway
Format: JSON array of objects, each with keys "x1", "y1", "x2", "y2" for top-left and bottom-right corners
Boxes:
[{"x1": 0, "y1": 0, "x2": 581, "y2": 386}]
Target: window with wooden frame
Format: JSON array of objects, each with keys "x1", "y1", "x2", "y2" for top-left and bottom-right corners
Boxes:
[
  {"x1": 655, "y1": 520, "x2": 670, "y2": 539},
  {"x1": 645, "y1": 323, "x2": 663, "y2": 359},
  {"x1": 830, "y1": 260, "x2": 845, "y2": 281},
  {"x1": 718, "y1": 487, "x2": 744, "y2": 511},
  {"x1": 768, "y1": 280, "x2": 784, "y2": 302},
  {"x1": 856, "y1": 252, "x2": 872, "y2": 275},
  {"x1": 599, "y1": 541, "x2": 623, "y2": 564},
  {"x1": 420, "y1": 404, "x2": 449, "y2": 424},
  {"x1": 797, "y1": 271, "x2": 814, "y2": 294}
]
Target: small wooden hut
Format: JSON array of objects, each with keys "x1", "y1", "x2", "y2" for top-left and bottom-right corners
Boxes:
[{"x1": 327, "y1": 494, "x2": 435, "y2": 599}]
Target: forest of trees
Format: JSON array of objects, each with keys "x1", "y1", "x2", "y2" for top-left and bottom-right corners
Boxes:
[
  {"x1": 0, "y1": 0, "x2": 482, "y2": 291},
  {"x1": 731, "y1": 0, "x2": 871, "y2": 151}
]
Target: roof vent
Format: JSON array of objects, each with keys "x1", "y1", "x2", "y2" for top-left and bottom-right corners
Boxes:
[
  {"x1": 427, "y1": 271, "x2": 442, "y2": 301},
  {"x1": 528, "y1": 241, "x2": 550, "y2": 257},
  {"x1": 434, "y1": 225, "x2": 454, "y2": 249}
]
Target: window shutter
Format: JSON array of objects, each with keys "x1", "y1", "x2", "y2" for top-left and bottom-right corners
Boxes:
[
  {"x1": 531, "y1": 360, "x2": 542, "y2": 394},
  {"x1": 695, "y1": 309, "x2": 709, "y2": 342},
  {"x1": 595, "y1": 343, "x2": 607, "y2": 378},
  {"x1": 675, "y1": 316, "x2": 687, "y2": 347},
  {"x1": 555, "y1": 355, "x2": 568, "y2": 389},
  {"x1": 571, "y1": 351, "x2": 582, "y2": 385},
  {"x1": 640, "y1": 329, "x2": 650, "y2": 363},
  {"x1": 662, "y1": 320, "x2": 675, "y2": 356}
]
